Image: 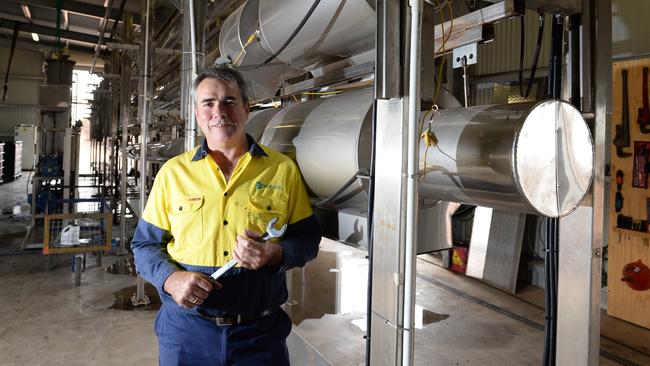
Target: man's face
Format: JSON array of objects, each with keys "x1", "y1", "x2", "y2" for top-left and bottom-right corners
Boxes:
[{"x1": 194, "y1": 77, "x2": 249, "y2": 148}]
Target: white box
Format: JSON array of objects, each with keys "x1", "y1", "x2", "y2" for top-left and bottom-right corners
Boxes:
[{"x1": 15, "y1": 124, "x2": 36, "y2": 170}]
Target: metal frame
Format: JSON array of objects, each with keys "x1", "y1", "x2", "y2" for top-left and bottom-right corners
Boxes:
[
  {"x1": 43, "y1": 211, "x2": 113, "y2": 254},
  {"x1": 370, "y1": 0, "x2": 607, "y2": 364},
  {"x1": 556, "y1": 0, "x2": 610, "y2": 364}
]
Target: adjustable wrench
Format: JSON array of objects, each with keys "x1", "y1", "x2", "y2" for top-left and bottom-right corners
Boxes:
[{"x1": 210, "y1": 217, "x2": 288, "y2": 280}]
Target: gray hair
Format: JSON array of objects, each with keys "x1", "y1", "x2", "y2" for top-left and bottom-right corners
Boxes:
[{"x1": 192, "y1": 66, "x2": 250, "y2": 106}]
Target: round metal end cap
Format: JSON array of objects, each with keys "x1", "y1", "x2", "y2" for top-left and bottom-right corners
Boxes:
[{"x1": 515, "y1": 100, "x2": 594, "y2": 217}]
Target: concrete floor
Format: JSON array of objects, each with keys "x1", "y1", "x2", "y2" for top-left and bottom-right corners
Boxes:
[{"x1": 1, "y1": 174, "x2": 649, "y2": 365}]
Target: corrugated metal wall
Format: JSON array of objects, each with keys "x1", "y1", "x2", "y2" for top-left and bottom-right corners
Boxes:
[
  {"x1": 476, "y1": 10, "x2": 552, "y2": 76},
  {"x1": 0, "y1": 107, "x2": 40, "y2": 128},
  {"x1": 475, "y1": 0, "x2": 650, "y2": 76},
  {"x1": 0, "y1": 48, "x2": 43, "y2": 76},
  {"x1": 612, "y1": 0, "x2": 650, "y2": 58},
  {"x1": 0, "y1": 47, "x2": 43, "y2": 135}
]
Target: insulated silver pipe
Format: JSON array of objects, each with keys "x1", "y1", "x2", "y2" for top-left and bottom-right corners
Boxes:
[
  {"x1": 403, "y1": 1, "x2": 423, "y2": 364},
  {"x1": 139, "y1": 0, "x2": 152, "y2": 215},
  {"x1": 260, "y1": 90, "x2": 593, "y2": 218},
  {"x1": 219, "y1": 0, "x2": 375, "y2": 101},
  {"x1": 419, "y1": 100, "x2": 593, "y2": 217},
  {"x1": 119, "y1": 51, "x2": 130, "y2": 255},
  {"x1": 182, "y1": 0, "x2": 205, "y2": 151},
  {"x1": 135, "y1": 0, "x2": 153, "y2": 307},
  {"x1": 261, "y1": 88, "x2": 372, "y2": 210}
]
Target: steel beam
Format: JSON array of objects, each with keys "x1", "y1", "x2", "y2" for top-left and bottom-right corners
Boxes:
[
  {"x1": 433, "y1": 0, "x2": 523, "y2": 54},
  {"x1": 7, "y1": 0, "x2": 140, "y2": 24},
  {"x1": 0, "y1": 19, "x2": 100, "y2": 44}
]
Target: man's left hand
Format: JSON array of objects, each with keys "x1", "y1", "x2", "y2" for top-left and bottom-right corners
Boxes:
[{"x1": 233, "y1": 229, "x2": 283, "y2": 270}]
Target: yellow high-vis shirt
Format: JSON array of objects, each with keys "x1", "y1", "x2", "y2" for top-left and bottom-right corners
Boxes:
[{"x1": 142, "y1": 137, "x2": 313, "y2": 267}]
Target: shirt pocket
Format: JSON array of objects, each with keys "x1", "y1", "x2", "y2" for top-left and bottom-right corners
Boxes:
[
  {"x1": 169, "y1": 196, "x2": 204, "y2": 245},
  {"x1": 247, "y1": 193, "x2": 289, "y2": 237}
]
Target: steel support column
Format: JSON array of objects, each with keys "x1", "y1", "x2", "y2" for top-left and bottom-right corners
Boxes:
[
  {"x1": 556, "y1": 0, "x2": 610, "y2": 364},
  {"x1": 181, "y1": 0, "x2": 206, "y2": 151},
  {"x1": 370, "y1": 0, "x2": 421, "y2": 365},
  {"x1": 118, "y1": 47, "x2": 131, "y2": 255},
  {"x1": 133, "y1": 0, "x2": 154, "y2": 307}
]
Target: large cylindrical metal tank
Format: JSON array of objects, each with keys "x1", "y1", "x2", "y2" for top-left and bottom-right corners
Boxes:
[
  {"x1": 257, "y1": 0, "x2": 376, "y2": 70},
  {"x1": 260, "y1": 90, "x2": 593, "y2": 217},
  {"x1": 247, "y1": 108, "x2": 281, "y2": 141},
  {"x1": 419, "y1": 101, "x2": 593, "y2": 217},
  {"x1": 261, "y1": 88, "x2": 372, "y2": 209},
  {"x1": 219, "y1": 0, "x2": 302, "y2": 101},
  {"x1": 219, "y1": 0, "x2": 302, "y2": 100},
  {"x1": 219, "y1": 0, "x2": 376, "y2": 101}
]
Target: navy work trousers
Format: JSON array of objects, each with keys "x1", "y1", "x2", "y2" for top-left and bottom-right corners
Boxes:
[{"x1": 155, "y1": 303, "x2": 292, "y2": 366}]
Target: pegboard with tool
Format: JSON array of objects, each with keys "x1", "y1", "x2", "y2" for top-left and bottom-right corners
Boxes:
[{"x1": 609, "y1": 59, "x2": 650, "y2": 330}]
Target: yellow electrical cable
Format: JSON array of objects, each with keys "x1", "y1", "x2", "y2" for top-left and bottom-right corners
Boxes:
[
  {"x1": 432, "y1": 0, "x2": 451, "y2": 108},
  {"x1": 435, "y1": 0, "x2": 454, "y2": 54},
  {"x1": 233, "y1": 30, "x2": 258, "y2": 66},
  {"x1": 435, "y1": 0, "x2": 446, "y2": 53},
  {"x1": 420, "y1": 128, "x2": 438, "y2": 177},
  {"x1": 433, "y1": 57, "x2": 446, "y2": 106}
]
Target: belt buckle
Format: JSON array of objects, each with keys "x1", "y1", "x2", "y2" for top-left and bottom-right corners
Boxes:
[{"x1": 214, "y1": 314, "x2": 242, "y2": 326}]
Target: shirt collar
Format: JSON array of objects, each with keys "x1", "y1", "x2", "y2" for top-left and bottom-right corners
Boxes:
[{"x1": 191, "y1": 134, "x2": 267, "y2": 162}]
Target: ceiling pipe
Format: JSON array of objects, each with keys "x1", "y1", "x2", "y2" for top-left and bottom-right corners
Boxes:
[
  {"x1": 2, "y1": 22, "x2": 21, "y2": 101},
  {"x1": 90, "y1": 0, "x2": 114, "y2": 74}
]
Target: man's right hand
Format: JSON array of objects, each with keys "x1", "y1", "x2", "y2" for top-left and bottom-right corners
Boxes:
[{"x1": 163, "y1": 271, "x2": 221, "y2": 308}]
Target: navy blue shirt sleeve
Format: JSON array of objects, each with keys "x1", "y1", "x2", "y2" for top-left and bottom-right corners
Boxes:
[
  {"x1": 131, "y1": 218, "x2": 180, "y2": 296},
  {"x1": 279, "y1": 214, "x2": 321, "y2": 270}
]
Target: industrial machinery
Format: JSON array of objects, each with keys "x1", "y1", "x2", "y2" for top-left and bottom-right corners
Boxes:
[
  {"x1": 213, "y1": 1, "x2": 600, "y2": 365},
  {"x1": 23, "y1": 55, "x2": 82, "y2": 249},
  {"x1": 81, "y1": 0, "x2": 607, "y2": 364}
]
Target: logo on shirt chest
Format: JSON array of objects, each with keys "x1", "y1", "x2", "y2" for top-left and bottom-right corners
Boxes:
[{"x1": 255, "y1": 180, "x2": 284, "y2": 191}]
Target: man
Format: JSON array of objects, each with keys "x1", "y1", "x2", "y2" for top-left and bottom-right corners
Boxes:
[{"x1": 132, "y1": 66, "x2": 321, "y2": 365}]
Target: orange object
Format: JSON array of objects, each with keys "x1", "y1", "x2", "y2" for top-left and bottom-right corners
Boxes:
[
  {"x1": 621, "y1": 259, "x2": 650, "y2": 291},
  {"x1": 450, "y1": 246, "x2": 468, "y2": 274}
]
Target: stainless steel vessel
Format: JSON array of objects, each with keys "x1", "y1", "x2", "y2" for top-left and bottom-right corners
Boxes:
[
  {"x1": 419, "y1": 100, "x2": 593, "y2": 217},
  {"x1": 260, "y1": 90, "x2": 593, "y2": 217}
]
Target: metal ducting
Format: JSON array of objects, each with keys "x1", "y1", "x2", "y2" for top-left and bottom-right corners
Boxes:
[
  {"x1": 219, "y1": 0, "x2": 302, "y2": 101},
  {"x1": 420, "y1": 100, "x2": 593, "y2": 217},
  {"x1": 257, "y1": 0, "x2": 376, "y2": 70},
  {"x1": 261, "y1": 88, "x2": 373, "y2": 209},
  {"x1": 259, "y1": 89, "x2": 593, "y2": 217},
  {"x1": 247, "y1": 108, "x2": 281, "y2": 141},
  {"x1": 219, "y1": 0, "x2": 376, "y2": 101}
]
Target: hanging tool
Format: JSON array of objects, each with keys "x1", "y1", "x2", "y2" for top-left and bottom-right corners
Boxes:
[
  {"x1": 638, "y1": 67, "x2": 650, "y2": 133},
  {"x1": 613, "y1": 69, "x2": 632, "y2": 157},
  {"x1": 210, "y1": 217, "x2": 288, "y2": 281}
]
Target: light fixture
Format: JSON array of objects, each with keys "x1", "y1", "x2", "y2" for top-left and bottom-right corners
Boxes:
[
  {"x1": 31, "y1": 33, "x2": 39, "y2": 42},
  {"x1": 21, "y1": 5, "x2": 32, "y2": 20}
]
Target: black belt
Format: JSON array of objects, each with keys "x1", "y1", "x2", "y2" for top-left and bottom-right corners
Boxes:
[{"x1": 197, "y1": 308, "x2": 275, "y2": 326}]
